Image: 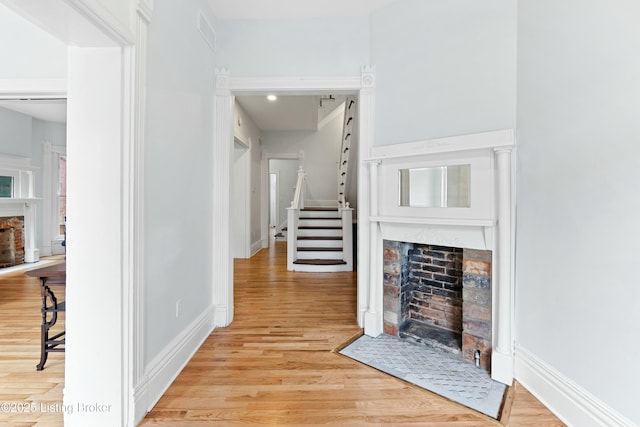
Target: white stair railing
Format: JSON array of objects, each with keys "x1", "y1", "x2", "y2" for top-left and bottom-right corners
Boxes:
[
  {"x1": 291, "y1": 166, "x2": 306, "y2": 210},
  {"x1": 341, "y1": 202, "x2": 354, "y2": 270},
  {"x1": 337, "y1": 96, "x2": 357, "y2": 209},
  {"x1": 287, "y1": 167, "x2": 306, "y2": 270}
]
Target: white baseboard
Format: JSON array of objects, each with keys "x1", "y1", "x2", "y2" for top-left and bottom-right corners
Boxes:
[
  {"x1": 40, "y1": 245, "x2": 52, "y2": 257},
  {"x1": 250, "y1": 239, "x2": 263, "y2": 256},
  {"x1": 135, "y1": 305, "x2": 216, "y2": 424},
  {"x1": 515, "y1": 345, "x2": 636, "y2": 427},
  {"x1": 214, "y1": 304, "x2": 230, "y2": 327},
  {"x1": 491, "y1": 350, "x2": 514, "y2": 386}
]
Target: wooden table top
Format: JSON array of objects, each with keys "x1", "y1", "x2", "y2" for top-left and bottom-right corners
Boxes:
[{"x1": 25, "y1": 261, "x2": 66, "y2": 279}]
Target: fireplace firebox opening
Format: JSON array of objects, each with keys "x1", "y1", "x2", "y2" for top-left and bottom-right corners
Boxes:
[
  {"x1": 383, "y1": 239, "x2": 493, "y2": 371},
  {"x1": 0, "y1": 216, "x2": 25, "y2": 268}
]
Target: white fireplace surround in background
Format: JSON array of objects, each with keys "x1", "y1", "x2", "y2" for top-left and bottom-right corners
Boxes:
[
  {"x1": 362, "y1": 129, "x2": 515, "y2": 385},
  {"x1": 0, "y1": 154, "x2": 39, "y2": 263}
]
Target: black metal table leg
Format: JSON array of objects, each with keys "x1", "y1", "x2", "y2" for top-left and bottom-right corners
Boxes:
[{"x1": 36, "y1": 279, "x2": 65, "y2": 371}]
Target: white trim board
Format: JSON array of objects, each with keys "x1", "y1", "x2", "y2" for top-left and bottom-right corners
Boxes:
[
  {"x1": 139, "y1": 306, "x2": 216, "y2": 419},
  {"x1": 515, "y1": 346, "x2": 636, "y2": 427}
]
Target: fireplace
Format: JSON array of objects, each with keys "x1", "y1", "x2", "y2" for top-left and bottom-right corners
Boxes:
[
  {"x1": 359, "y1": 129, "x2": 515, "y2": 385},
  {"x1": 0, "y1": 154, "x2": 40, "y2": 264},
  {"x1": 0, "y1": 216, "x2": 25, "y2": 267},
  {"x1": 384, "y1": 240, "x2": 493, "y2": 370}
]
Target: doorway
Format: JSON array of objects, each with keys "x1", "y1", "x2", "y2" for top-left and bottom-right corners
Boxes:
[
  {"x1": 213, "y1": 72, "x2": 375, "y2": 329},
  {"x1": 0, "y1": 1, "x2": 141, "y2": 423},
  {"x1": 268, "y1": 158, "x2": 298, "y2": 237},
  {"x1": 269, "y1": 173, "x2": 277, "y2": 228},
  {"x1": 232, "y1": 137, "x2": 250, "y2": 258}
]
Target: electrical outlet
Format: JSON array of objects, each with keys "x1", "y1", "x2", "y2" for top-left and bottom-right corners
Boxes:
[{"x1": 175, "y1": 299, "x2": 182, "y2": 318}]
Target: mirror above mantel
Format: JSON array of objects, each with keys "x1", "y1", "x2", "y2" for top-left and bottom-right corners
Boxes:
[{"x1": 399, "y1": 164, "x2": 471, "y2": 208}]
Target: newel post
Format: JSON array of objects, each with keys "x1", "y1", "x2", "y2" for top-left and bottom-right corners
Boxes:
[{"x1": 341, "y1": 204, "x2": 354, "y2": 270}]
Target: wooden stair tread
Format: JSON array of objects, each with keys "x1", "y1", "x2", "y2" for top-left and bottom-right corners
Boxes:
[
  {"x1": 297, "y1": 247, "x2": 343, "y2": 252},
  {"x1": 301, "y1": 207, "x2": 338, "y2": 211},
  {"x1": 293, "y1": 259, "x2": 347, "y2": 265},
  {"x1": 297, "y1": 236, "x2": 342, "y2": 240},
  {"x1": 298, "y1": 226, "x2": 341, "y2": 230}
]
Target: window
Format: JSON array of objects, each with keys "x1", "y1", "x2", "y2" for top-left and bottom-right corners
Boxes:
[{"x1": 0, "y1": 175, "x2": 13, "y2": 198}]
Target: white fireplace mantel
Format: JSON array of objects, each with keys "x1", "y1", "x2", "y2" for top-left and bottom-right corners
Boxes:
[
  {"x1": 0, "y1": 154, "x2": 40, "y2": 263},
  {"x1": 360, "y1": 129, "x2": 515, "y2": 385}
]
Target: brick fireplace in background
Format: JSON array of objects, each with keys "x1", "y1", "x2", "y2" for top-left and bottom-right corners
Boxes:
[
  {"x1": 383, "y1": 240, "x2": 493, "y2": 370},
  {"x1": 0, "y1": 216, "x2": 25, "y2": 267}
]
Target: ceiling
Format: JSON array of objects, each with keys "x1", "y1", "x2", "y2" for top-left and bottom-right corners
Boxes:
[
  {"x1": 236, "y1": 94, "x2": 346, "y2": 131},
  {"x1": 0, "y1": 99, "x2": 67, "y2": 123},
  {"x1": 206, "y1": 0, "x2": 397, "y2": 20},
  {"x1": 237, "y1": 96, "x2": 317, "y2": 131},
  {"x1": 1, "y1": 0, "x2": 393, "y2": 126}
]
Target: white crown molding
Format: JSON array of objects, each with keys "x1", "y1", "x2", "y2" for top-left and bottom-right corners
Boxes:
[
  {"x1": 137, "y1": 0, "x2": 153, "y2": 23},
  {"x1": 0, "y1": 0, "x2": 131, "y2": 46},
  {"x1": 515, "y1": 346, "x2": 636, "y2": 427},
  {"x1": 65, "y1": 0, "x2": 135, "y2": 45}
]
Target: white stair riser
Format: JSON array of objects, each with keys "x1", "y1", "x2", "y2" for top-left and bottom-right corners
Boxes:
[
  {"x1": 291, "y1": 263, "x2": 351, "y2": 273},
  {"x1": 297, "y1": 229, "x2": 342, "y2": 237},
  {"x1": 298, "y1": 219, "x2": 341, "y2": 227},
  {"x1": 300, "y1": 211, "x2": 339, "y2": 219},
  {"x1": 297, "y1": 239, "x2": 342, "y2": 249},
  {"x1": 297, "y1": 251, "x2": 343, "y2": 259}
]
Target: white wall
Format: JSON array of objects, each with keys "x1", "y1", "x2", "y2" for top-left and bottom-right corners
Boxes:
[
  {"x1": 234, "y1": 101, "x2": 263, "y2": 252},
  {"x1": 268, "y1": 158, "x2": 298, "y2": 231},
  {"x1": 144, "y1": 0, "x2": 217, "y2": 363},
  {"x1": 370, "y1": 0, "x2": 517, "y2": 145},
  {"x1": 0, "y1": 3, "x2": 67, "y2": 79},
  {"x1": 261, "y1": 110, "x2": 343, "y2": 206},
  {"x1": 515, "y1": 1, "x2": 640, "y2": 425},
  {"x1": 0, "y1": 107, "x2": 32, "y2": 156},
  {"x1": 216, "y1": 16, "x2": 369, "y2": 77}
]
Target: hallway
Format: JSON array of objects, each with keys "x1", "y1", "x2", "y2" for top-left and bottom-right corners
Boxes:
[{"x1": 141, "y1": 242, "x2": 564, "y2": 426}]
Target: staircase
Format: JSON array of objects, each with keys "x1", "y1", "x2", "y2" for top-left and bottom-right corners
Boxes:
[
  {"x1": 285, "y1": 96, "x2": 356, "y2": 273},
  {"x1": 289, "y1": 207, "x2": 352, "y2": 272}
]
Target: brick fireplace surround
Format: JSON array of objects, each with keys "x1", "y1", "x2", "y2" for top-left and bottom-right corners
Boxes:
[
  {"x1": 383, "y1": 241, "x2": 493, "y2": 370},
  {"x1": 0, "y1": 216, "x2": 25, "y2": 267}
]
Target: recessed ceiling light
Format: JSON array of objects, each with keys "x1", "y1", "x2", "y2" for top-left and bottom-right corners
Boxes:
[{"x1": 267, "y1": 95, "x2": 277, "y2": 101}]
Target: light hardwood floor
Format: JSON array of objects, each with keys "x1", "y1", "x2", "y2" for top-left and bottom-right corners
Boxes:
[
  {"x1": 142, "y1": 242, "x2": 565, "y2": 426},
  {"x1": 0, "y1": 248, "x2": 565, "y2": 426},
  {"x1": 0, "y1": 258, "x2": 65, "y2": 426}
]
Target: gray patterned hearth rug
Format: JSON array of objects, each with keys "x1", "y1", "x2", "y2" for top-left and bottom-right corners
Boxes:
[{"x1": 338, "y1": 334, "x2": 507, "y2": 419}]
